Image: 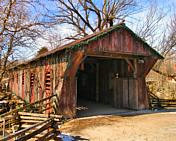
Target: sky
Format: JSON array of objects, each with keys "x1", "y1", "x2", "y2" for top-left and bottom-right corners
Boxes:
[{"x1": 21, "y1": 0, "x2": 176, "y2": 60}]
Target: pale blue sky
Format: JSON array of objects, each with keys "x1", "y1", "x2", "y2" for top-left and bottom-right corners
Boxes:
[{"x1": 22, "y1": 0, "x2": 176, "y2": 60}]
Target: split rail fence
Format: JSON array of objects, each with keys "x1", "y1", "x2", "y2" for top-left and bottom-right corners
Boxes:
[
  {"x1": 149, "y1": 91, "x2": 176, "y2": 109},
  {"x1": 0, "y1": 94, "x2": 63, "y2": 141}
]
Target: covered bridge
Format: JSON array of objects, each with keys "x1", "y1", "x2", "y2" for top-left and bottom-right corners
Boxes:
[{"x1": 9, "y1": 23, "x2": 163, "y2": 117}]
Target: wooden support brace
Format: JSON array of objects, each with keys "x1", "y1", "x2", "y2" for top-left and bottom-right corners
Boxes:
[
  {"x1": 134, "y1": 59, "x2": 137, "y2": 78},
  {"x1": 125, "y1": 58, "x2": 135, "y2": 72}
]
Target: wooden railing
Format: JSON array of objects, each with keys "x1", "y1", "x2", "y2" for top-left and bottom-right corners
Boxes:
[
  {"x1": 0, "y1": 92, "x2": 12, "y2": 101},
  {"x1": 0, "y1": 112, "x2": 62, "y2": 141},
  {"x1": 0, "y1": 110, "x2": 20, "y2": 137},
  {"x1": 23, "y1": 94, "x2": 57, "y2": 113},
  {"x1": 149, "y1": 91, "x2": 176, "y2": 109},
  {"x1": 0, "y1": 94, "x2": 60, "y2": 140},
  {"x1": 0, "y1": 94, "x2": 57, "y2": 118},
  {"x1": 1, "y1": 118, "x2": 60, "y2": 141}
]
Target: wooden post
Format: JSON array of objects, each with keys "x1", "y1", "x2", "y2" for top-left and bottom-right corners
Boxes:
[
  {"x1": 134, "y1": 59, "x2": 137, "y2": 78},
  {"x1": 96, "y1": 63, "x2": 99, "y2": 102},
  {"x1": 3, "y1": 119, "x2": 5, "y2": 137},
  {"x1": 113, "y1": 60, "x2": 117, "y2": 107},
  {"x1": 60, "y1": 50, "x2": 85, "y2": 117}
]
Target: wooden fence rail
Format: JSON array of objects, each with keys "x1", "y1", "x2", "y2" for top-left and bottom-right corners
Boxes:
[
  {"x1": 0, "y1": 118, "x2": 60, "y2": 141},
  {"x1": 149, "y1": 91, "x2": 176, "y2": 109},
  {"x1": 21, "y1": 94, "x2": 57, "y2": 114},
  {"x1": 0, "y1": 112, "x2": 62, "y2": 141},
  {"x1": 0, "y1": 92, "x2": 11, "y2": 101},
  {"x1": 0, "y1": 94, "x2": 61, "y2": 140},
  {"x1": 0, "y1": 94, "x2": 56, "y2": 118}
]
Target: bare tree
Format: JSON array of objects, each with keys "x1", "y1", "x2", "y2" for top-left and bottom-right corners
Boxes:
[
  {"x1": 135, "y1": 3, "x2": 166, "y2": 47},
  {"x1": 152, "y1": 14, "x2": 176, "y2": 80},
  {"x1": 53, "y1": 0, "x2": 137, "y2": 39},
  {"x1": 140, "y1": 7, "x2": 176, "y2": 98},
  {"x1": 159, "y1": 14, "x2": 176, "y2": 57},
  {"x1": 134, "y1": 1, "x2": 176, "y2": 57},
  {"x1": 0, "y1": 0, "x2": 50, "y2": 83},
  {"x1": 42, "y1": 30, "x2": 63, "y2": 50}
]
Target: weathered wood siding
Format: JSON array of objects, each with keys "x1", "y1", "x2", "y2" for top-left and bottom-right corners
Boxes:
[
  {"x1": 9, "y1": 28, "x2": 159, "y2": 117},
  {"x1": 86, "y1": 29, "x2": 153, "y2": 57},
  {"x1": 10, "y1": 53, "x2": 69, "y2": 114}
]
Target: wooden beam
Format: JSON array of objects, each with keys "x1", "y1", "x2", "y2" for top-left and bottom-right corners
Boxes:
[
  {"x1": 125, "y1": 58, "x2": 135, "y2": 72},
  {"x1": 134, "y1": 59, "x2": 137, "y2": 78},
  {"x1": 61, "y1": 50, "x2": 85, "y2": 117},
  {"x1": 86, "y1": 50, "x2": 148, "y2": 60}
]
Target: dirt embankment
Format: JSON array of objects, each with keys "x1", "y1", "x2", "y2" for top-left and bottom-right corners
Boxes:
[{"x1": 61, "y1": 112, "x2": 176, "y2": 141}]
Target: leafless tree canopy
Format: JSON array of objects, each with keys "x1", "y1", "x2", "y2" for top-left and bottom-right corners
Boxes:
[
  {"x1": 152, "y1": 14, "x2": 176, "y2": 80},
  {"x1": 160, "y1": 14, "x2": 176, "y2": 57},
  {"x1": 0, "y1": 0, "x2": 175, "y2": 85},
  {"x1": 0, "y1": 0, "x2": 50, "y2": 82},
  {"x1": 54, "y1": 0, "x2": 136, "y2": 39},
  {"x1": 135, "y1": 4, "x2": 165, "y2": 46},
  {"x1": 134, "y1": 2, "x2": 176, "y2": 58}
]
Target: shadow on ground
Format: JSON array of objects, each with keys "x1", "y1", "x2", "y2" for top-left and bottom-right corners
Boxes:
[
  {"x1": 119, "y1": 108, "x2": 176, "y2": 117},
  {"x1": 77, "y1": 99, "x2": 176, "y2": 118}
]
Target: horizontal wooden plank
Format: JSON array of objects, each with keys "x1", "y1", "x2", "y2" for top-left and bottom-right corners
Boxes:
[
  {"x1": 18, "y1": 112, "x2": 50, "y2": 117},
  {"x1": 86, "y1": 51, "x2": 148, "y2": 59},
  {"x1": 31, "y1": 94, "x2": 56, "y2": 105},
  {"x1": 20, "y1": 120, "x2": 42, "y2": 123},
  {"x1": 21, "y1": 124, "x2": 37, "y2": 128},
  {"x1": 16, "y1": 120, "x2": 52, "y2": 141},
  {"x1": 1, "y1": 118, "x2": 52, "y2": 141},
  {"x1": 18, "y1": 112, "x2": 62, "y2": 119},
  {"x1": 0, "y1": 95, "x2": 56, "y2": 118},
  {"x1": 20, "y1": 116, "x2": 47, "y2": 121},
  {"x1": 0, "y1": 109, "x2": 18, "y2": 118}
]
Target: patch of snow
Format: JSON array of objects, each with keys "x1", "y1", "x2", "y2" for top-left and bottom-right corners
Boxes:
[{"x1": 58, "y1": 133, "x2": 75, "y2": 141}]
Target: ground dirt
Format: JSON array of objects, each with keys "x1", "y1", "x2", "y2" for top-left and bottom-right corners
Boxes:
[{"x1": 60, "y1": 112, "x2": 176, "y2": 141}]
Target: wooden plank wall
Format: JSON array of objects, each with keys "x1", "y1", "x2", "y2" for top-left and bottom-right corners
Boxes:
[
  {"x1": 8, "y1": 28, "x2": 159, "y2": 117},
  {"x1": 88, "y1": 29, "x2": 152, "y2": 57},
  {"x1": 9, "y1": 55, "x2": 152, "y2": 116},
  {"x1": 111, "y1": 61, "x2": 155, "y2": 110},
  {"x1": 97, "y1": 59, "x2": 140, "y2": 109},
  {"x1": 9, "y1": 53, "x2": 69, "y2": 114},
  {"x1": 122, "y1": 79, "x2": 128, "y2": 108},
  {"x1": 113, "y1": 78, "x2": 139, "y2": 110}
]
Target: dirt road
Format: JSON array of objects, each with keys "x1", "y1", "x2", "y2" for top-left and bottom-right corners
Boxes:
[{"x1": 60, "y1": 112, "x2": 176, "y2": 141}]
